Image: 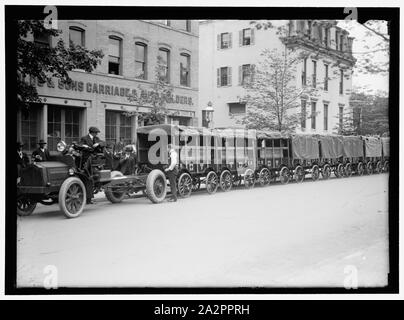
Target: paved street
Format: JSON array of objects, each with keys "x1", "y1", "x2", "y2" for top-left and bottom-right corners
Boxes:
[{"x1": 17, "y1": 174, "x2": 389, "y2": 288}]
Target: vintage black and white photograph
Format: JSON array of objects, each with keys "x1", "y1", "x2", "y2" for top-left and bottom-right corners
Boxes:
[{"x1": 5, "y1": 4, "x2": 398, "y2": 293}]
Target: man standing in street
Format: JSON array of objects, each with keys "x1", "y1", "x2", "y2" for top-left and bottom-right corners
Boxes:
[
  {"x1": 17, "y1": 141, "x2": 30, "y2": 181},
  {"x1": 165, "y1": 143, "x2": 178, "y2": 202},
  {"x1": 32, "y1": 139, "x2": 51, "y2": 162}
]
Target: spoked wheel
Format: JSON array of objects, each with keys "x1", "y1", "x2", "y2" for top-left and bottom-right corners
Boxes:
[
  {"x1": 244, "y1": 169, "x2": 256, "y2": 189},
  {"x1": 205, "y1": 171, "x2": 219, "y2": 194},
  {"x1": 258, "y1": 167, "x2": 271, "y2": 187},
  {"x1": 105, "y1": 171, "x2": 126, "y2": 203},
  {"x1": 294, "y1": 165, "x2": 305, "y2": 183},
  {"x1": 344, "y1": 163, "x2": 353, "y2": 177},
  {"x1": 383, "y1": 160, "x2": 389, "y2": 173},
  {"x1": 334, "y1": 163, "x2": 344, "y2": 178},
  {"x1": 59, "y1": 177, "x2": 86, "y2": 219},
  {"x1": 177, "y1": 172, "x2": 193, "y2": 198},
  {"x1": 357, "y1": 162, "x2": 364, "y2": 176},
  {"x1": 279, "y1": 167, "x2": 290, "y2": 185},
  {"x1": 375, "y1": 161, "x2": 382, "y2": 174},
  {"x1": 146, "y1": 169, "x2": 167, "y2": 203},
  {"x1": 366, "y1": 162, "x2": 373, "y2": 175},
  {"x1": 219, "y1": 170, "x2": 233, "y2": 192},
  {"x1": 192, "y1": 177, "x2": 201, "y2": 192},
  {"x1": 17, "y1": 195, "x2": 37, "y2": 216},
  {"x1": 321, "y1": 164, "x2": 331, "y2": 180},
  {"x1": 311, "y1": 165, "x2": 320, "y2": 181}
]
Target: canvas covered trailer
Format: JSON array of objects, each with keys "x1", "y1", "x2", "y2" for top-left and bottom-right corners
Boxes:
[{"x1": 362, "y1": 136, "x2": 383, "y2": 174}]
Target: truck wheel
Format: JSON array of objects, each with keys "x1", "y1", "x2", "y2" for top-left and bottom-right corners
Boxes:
[
  {"x1": 244, "y1": 169, "x2": 256, "y2": 189},
  {"x1": 59, "y1": 177, "x2": 86, "y2": 219},
  {"x1": 279, "y1": 167, "x2": 290, "y2": 184},
  {"x1": 321, "y1": 164, "x2": 331, "y2": 180},
  {"x1": 105, "y1": 171, "x2": 126, "y2": 203},
  {"x1": 146, "y1": 169, "x2": 167, "y2": 203},
  {"x1": 219, "y1": 170, "x2": 232, "y2": 192},
  {"x1": 205, "y1": 171, "x2": 219, "y2": 194},
  {"x1": 178, "y1": 172, "x2": 193, "y2": 198},
  {"x1": 294, "y1": 165, "x2": 305, "y2": 183},
  {"x1": 258, "y1": 167, "x2": 271, "y2": 187},
  {"x1": 17, "y1": 195, "x2": 37, "y2": 216},
  {"x1": 357, "y1": 162, "x2": 364, "y2": 176},
  {"x1": 344, "y1": 163, "x2": 353, "y2": 177}
]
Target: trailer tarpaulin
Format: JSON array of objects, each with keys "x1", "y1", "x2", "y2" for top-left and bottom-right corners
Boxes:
[
  {"x1": 291, "y1": 134, "x2": 320, "y2": 160},
  {"x1": 363, "y1": 136, "x2": 382, "y2": 157},
  {"x1": 342, "y1": 136, "x2": 364, "y2": 158},
  {"x1": 319, "y1": 135, "x2": 343, "y2": 158},
  {"x1": 381, "y1": 137, "x2": 390, "y2": 157}
]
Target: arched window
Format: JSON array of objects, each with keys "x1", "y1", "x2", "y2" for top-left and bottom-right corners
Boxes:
[
  {"x1": 135, "y1": 42, "x2": 147, "y2": 79},
  {"x1": 109, "y1": 36, "x2": 122, "y2": 75},
  {"x1": 69, "y1": 26, "x2": 85, "y2": 47},
  {"x1": 180, "y1": 53, "x2": 190, "y2": 86}
]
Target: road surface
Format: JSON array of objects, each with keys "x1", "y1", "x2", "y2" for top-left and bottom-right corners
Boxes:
[{"x1": 16, "y1": 174, "x2": 389, "y2": 288}]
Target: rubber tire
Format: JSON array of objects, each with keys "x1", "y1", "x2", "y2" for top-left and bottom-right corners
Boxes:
[
  {"x1": 145, "y1": 169, "x2": 167, "y2": 204},
  {"x1": 258, "y1": 167, "x2": 271, "y2": 187},
  {"x1": 59, "y1": 177, "x2": 86, "y2": 219},
  {"x1": 366, "y1": 162, "x2": 373, "y2": 175},
  {"x1": 105, "y1": 171, "x2": 126, "y2": 203},
  {"x1": 220, "y1": 170, "x2": 233, "y2": 192},
  {"x1": 375, "y1": 161, "x2": 382, "y2": 174},
  {"x1": 206, "y1": 171, "x2": 219, "y2": 194},
  {"x1": 17, "y1": 196, "x2": 37, "y2": 216},
  {"x1": 335, "y1": 163, "x2": 344, "y2": 178},
  {"x1": 321, "y1": 164, "x2": 331, "y2": 180},
  {"x1": 279, "y1": 167, "x2": 290, "y2": 185},
  {"x1": 311, "y1": 165, "x2": 320, "y2": 181},
  {"x1": 244, "y1": 169, "x2": 255, "y2": 189},
  {"x1": 294, "y1": 165, "x2": 305, "y2": 183},
  {"x1": 344, "y1": 163, "x2": 353, "y2": 177},
  {"x1": 178, "y1": 172, "x2": 193, "y2": 198},
  {"x1": 357, "y1": 162, "x2": 364, "y2": 176}
]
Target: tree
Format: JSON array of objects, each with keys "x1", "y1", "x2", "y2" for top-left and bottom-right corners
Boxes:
[
  {"x1": 17, "y1": 20, "x2": 104, "y2": 110},
  {"x1": 124, "y1": 55, "x2": 174, "y2": 125},
  {"x1": 236, "y1": 47, "x2": 320, "y2": 132}
]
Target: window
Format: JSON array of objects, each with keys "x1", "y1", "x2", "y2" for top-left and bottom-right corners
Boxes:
[
  {"x1": 108, "y1": 36, "x2": 122, "y2": 75},
  {"x1": 179, "y1": 20, "x2": 191, "y2": 32},
  {"x1": 340, "y1": 35, "x2": 344, "y2": 51},
  {"x1": 339, "y1": 106, "x2": 344, "y2": 129},
  {"x1": 229, "y1": 103, "x2": 246, "y2": 115},
  {"x1": 218, "y1": 32, "x2": 232, "y2": 49},
  {"x1": 339, "y1": 69, "x2": 344, "y2": 94},
  {"x1": 307, "y1": 21, "x2": 312, "y2": 39},
  {"x1": 34, "y1": 31, "x2": 51, "y2": 47},
  {"x1": 47, "y1": 106, "x2": 81, "y2": 151},
  {"x1": 135, "y1": 42, "x2": 147, "y2": 79},
  {"x1": 240, "y1": 64, "x2": 252, "y2": 85},
  {"x1": 301, "y1": 100, "x2": 306, "y2": 130},
  {"x1": 158, "y1": 48, "x2": 170, "y2": 83},
  {"x1": 217, "y1": 67, "x2": 232, "y2": 87},
  {"x1": 180, "y1": 53, "x2": 190, "y2": 86},
  {"x1": 302, "y1": 58, "x2": 307, "y2": 86},
  {"x1": 311, "y1": 101, "x2": 316, "y2": 130},
  {"x1": 324, "y1": 64, "x2": 329, "y2": 91},
  {"x1": 324, "y1": 27, "x2": 329, "y2": 47},
  {"x1": 155, "y1": 20, "x2": 170, "y2": 26},
  {"x1": 312, "y1": 60, "x2": 317, "y2": 88},
  {"x1": 21, "y1": 106, "x2": 40, "y2": 152},
  {"x1": 105, "y1": 111, "x2": 132, "y2": 146},
  {"x1": 240, "y1": 28, "x2": 253, "y2": 46},
  {"x1": 69, "y1": 27, "x2": 85, "y2": 47},
  {"x1": 323, "y1": 103, "x2": 329, "y2": 131},
  {"x1": 335, "y1": 31, "x2": 339, "y2": 50}
]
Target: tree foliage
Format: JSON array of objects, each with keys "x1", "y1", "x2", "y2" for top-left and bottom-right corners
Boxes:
[{"x1": 17, "y1": 20, "x2": 104, "y2": 110}]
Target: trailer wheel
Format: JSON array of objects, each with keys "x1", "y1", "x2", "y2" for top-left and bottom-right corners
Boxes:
[
  {"x1": 279, "y1": 167, "x2": 290, "y2": 185},
  {"x1": 311, "y1": 165, "x2": 320, "y2": 181},
  {"x1": 294, "y1": 165, "x2": 305, "y2": 183},
  {"x1": 192, "y1": 177, "x2": 201, "y2": 191},
  {"x1": 105, "y1": 171, "x2": 126, "y2": 203},
  {"x1": 366, "y1": 162, "x2": 373, "y2": 175},
  {"x1": 145, "y1": 169, "x2": 167, "y2": 203},
  {"x1": 178, "y1": 172, "x2": 193, "y2": 198},
  {"x1": 206, "y1": 171, "x2": 219, "y2": 194},
  {"x1": 17, "y1": 195, "x2": 37, "y2": 216},
  {"x1": 220, "y1": 170, "x2": 232, "y2": 192},
  {"x1": 383, "y1": 160, "x2": 389, "y2": 173},
  {"x1": 244, "y1": 169, "x2": 255, "y2": 189},
  {"x1": 335, "y1": 163, "x2": 344, "y2": 178},
  {"x1": 59, "y1": 177, "x2": 86, "y2": 219},
  {"x1": 375, "y1": 161, "x2": 382, "y2": 174},
  {"x1": 258, "y1": 167, "x2": 271, "y2": 187},
  {"x1": 357, "y1": 162, "x2": 364, "y2": 176},
  {"x1": 321, "y1": 164, "x2": 331, "y2": 180},
  {"x1": 344, "y1": 163, "x2": 353, "y2": 177}
]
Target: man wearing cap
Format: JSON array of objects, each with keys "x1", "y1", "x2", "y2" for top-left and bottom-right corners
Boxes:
[
  {"x1": 80, "y1": 126, "x2": 102, "y2": 148},
  {"x1": 118, "y1": 145, "x2": 137, "y2": 175},
  {"x1": 32, "y1": 139, "x2": 51, "y2": 162},
  {"x1": 17, "y1": 141, "x2": 30, "y2": 180},
  {"x1": 165, "y1": 144, "x2": 178, "y2": 202}
]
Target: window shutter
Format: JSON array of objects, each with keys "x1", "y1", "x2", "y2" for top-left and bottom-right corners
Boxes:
[
  {"x1": 251, "y1": 28, "x2": 255, "y2": 45},
  {"x1": 239, "y1": 30, "x2": 243, "y2": 46},
  {"x1": 228, "y1": 67, "x2": 232, "y2": 86},
  {"x1": 217, "y1": 34, "x2": 221, "y2": 50},
  {"x1": 229, "y1": 33, "x2": 232, "y2": 48},
  {"x1": 217, "y1": 68, "x2": 220, "y2": 87},
  {"x1": 239, "y1": 65, "x2": 242, "y2": 85}
]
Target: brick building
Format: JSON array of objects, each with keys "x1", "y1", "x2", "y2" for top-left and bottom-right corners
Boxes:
[{"x1": 18, "y1": 20, "x2": 199, "y2": 153}]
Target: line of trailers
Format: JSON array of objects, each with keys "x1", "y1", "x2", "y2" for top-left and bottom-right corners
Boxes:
[{"x1": 137, "y1": 125, "x2": 390, "y2": 198}]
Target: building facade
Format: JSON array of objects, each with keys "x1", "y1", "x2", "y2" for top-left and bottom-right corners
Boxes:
[
  {"x1": 198, "y1": 20, "x2": 355, "y2": 133},
  {"x1": 18, "y1": 20, "x2": 199, "y2": 153}
]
